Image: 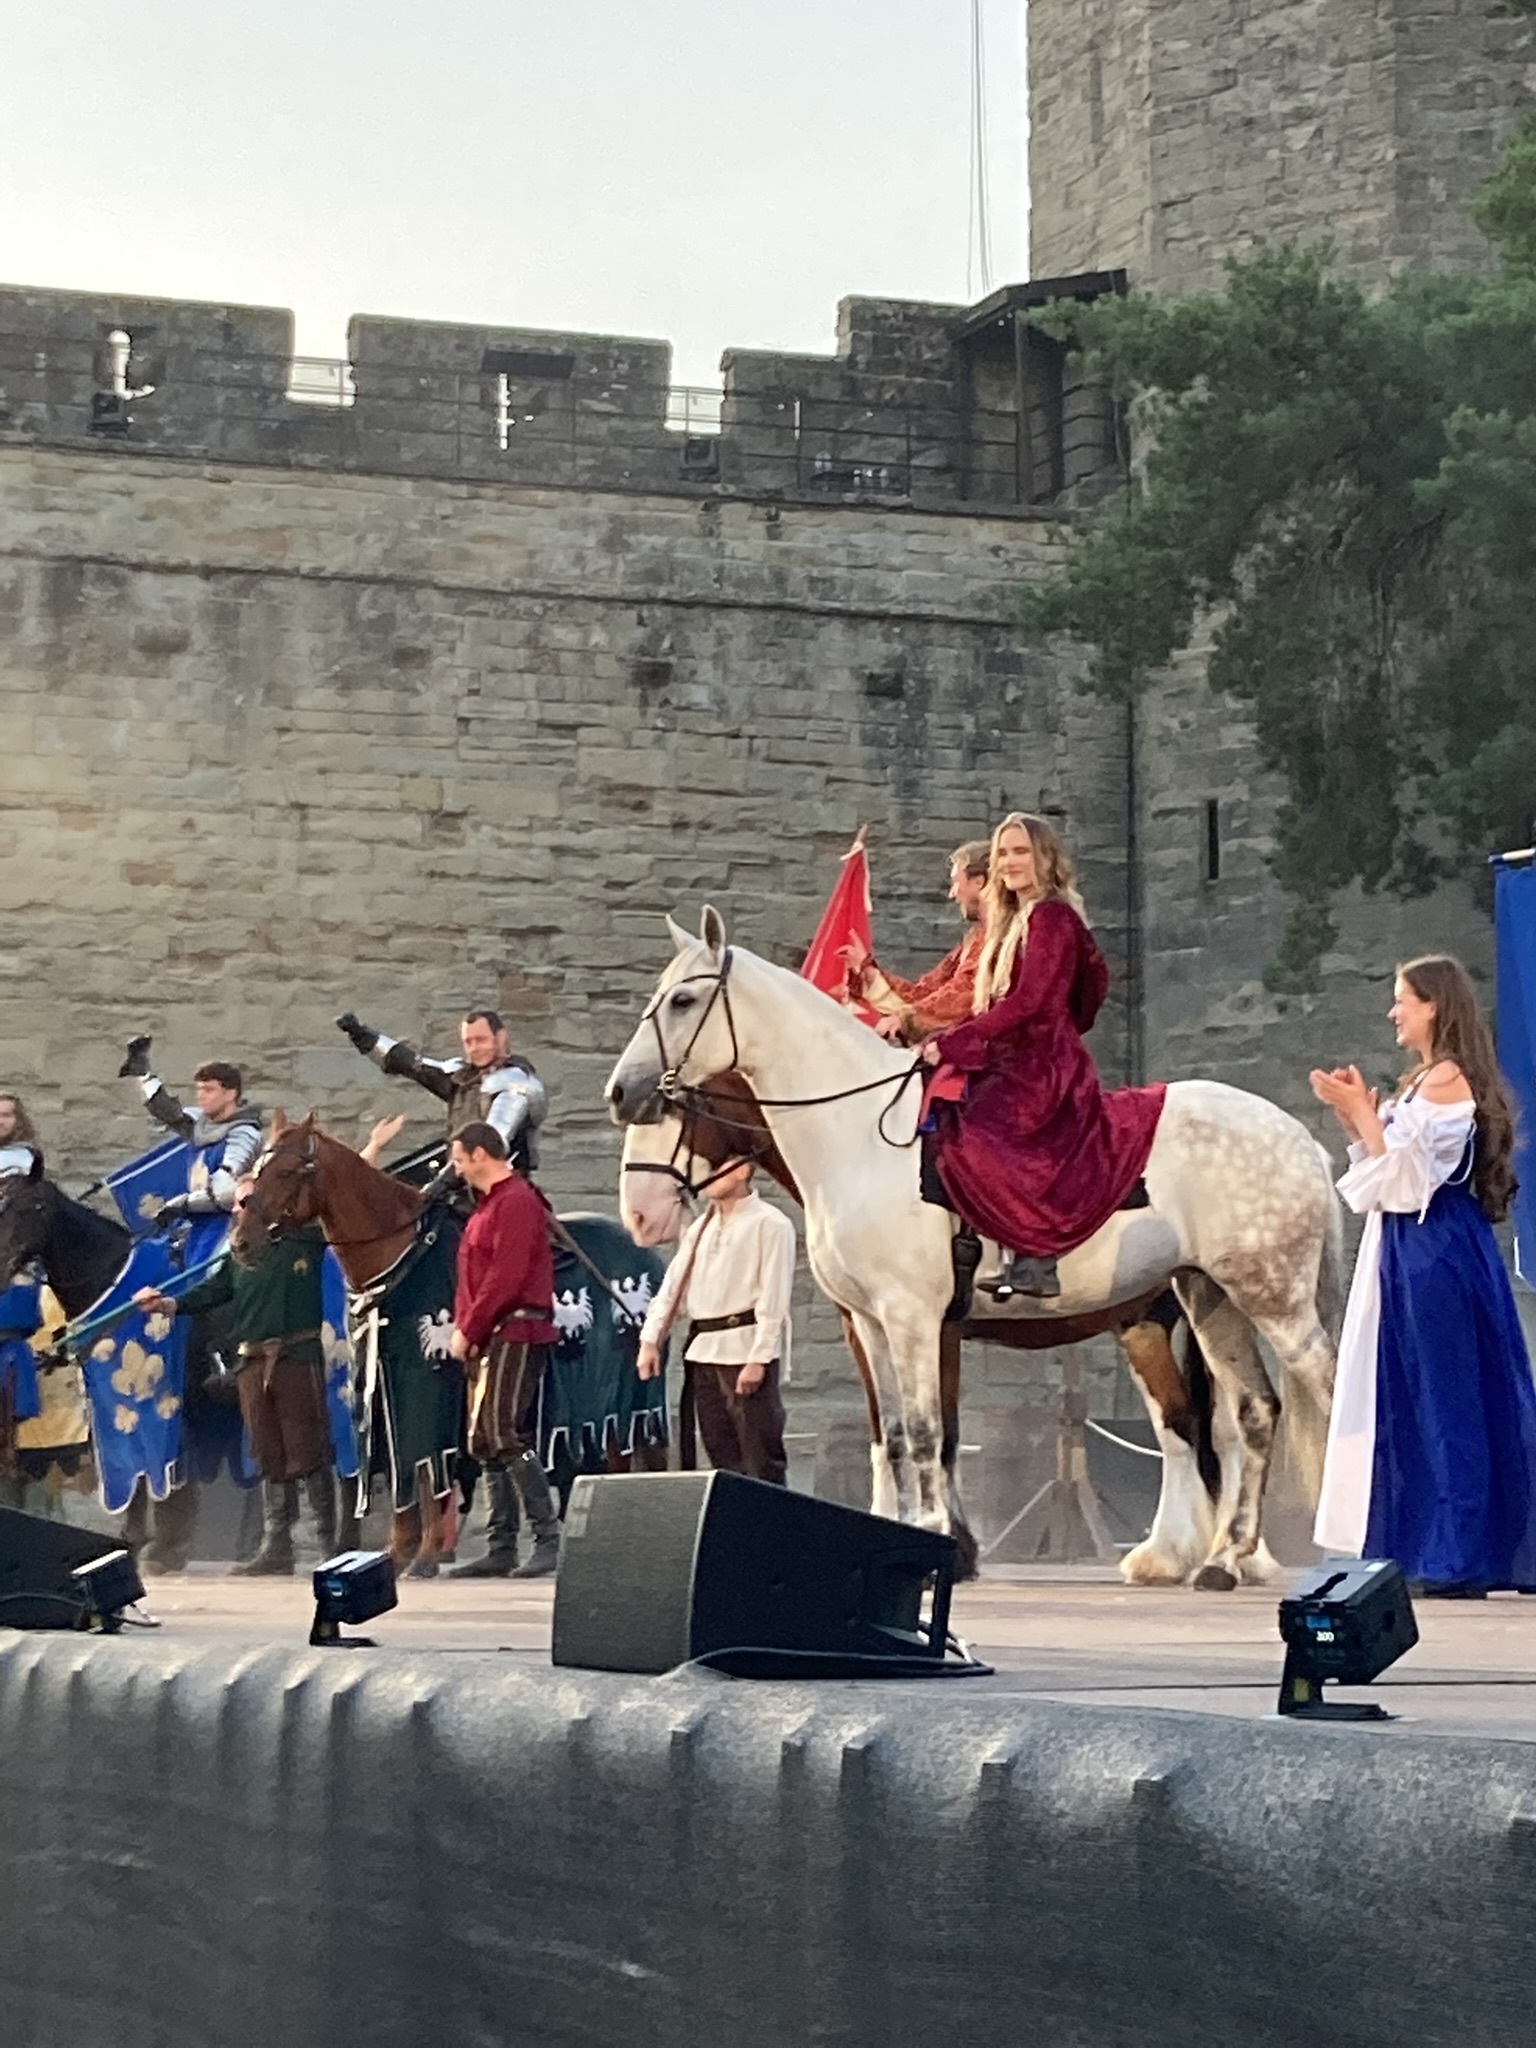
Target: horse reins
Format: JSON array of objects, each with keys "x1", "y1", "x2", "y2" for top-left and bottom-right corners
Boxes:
[{"x1": 636, "y1": 944, "x2": 928, "y2": 1154}]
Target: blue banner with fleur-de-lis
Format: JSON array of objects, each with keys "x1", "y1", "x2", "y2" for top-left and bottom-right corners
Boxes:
[
  {"x1": 321, "y1": 1249, "x2": 359, "y2": 1481},
  {"x1": 0, "y1": 1272, "x2": 43, "y2": 1425},
  {"x1": 77, "y1": 1237, "x2": 197, "y2": 1512},
  {"x1": 105, "y1": 1138, "x2": 199, "y2": 1235}
]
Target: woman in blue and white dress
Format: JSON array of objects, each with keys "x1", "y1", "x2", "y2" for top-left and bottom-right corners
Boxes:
[{"x1": 1311, "y1": 954, "x2": 1536, "y2": 1595}]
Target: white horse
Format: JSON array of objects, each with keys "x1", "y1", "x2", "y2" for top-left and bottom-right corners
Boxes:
[
  {"x1": 605, "y1": 909, "x2": 1343, "y2": 1585},
  {"x1": 618, "y1": 1095, "x2": 1287, "y2": 1588}
]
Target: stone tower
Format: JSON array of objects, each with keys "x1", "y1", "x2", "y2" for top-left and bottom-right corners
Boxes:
[
  {"x1": 1029, "y1": 0, "x2": 1536, "y2": 297},
  {"x1": 1025, "y1": 0, "x2": 1536, "y2": 1104}
]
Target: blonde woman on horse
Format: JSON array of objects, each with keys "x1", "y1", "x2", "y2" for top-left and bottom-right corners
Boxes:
[{"x1": 922, "y1": 812, "x2": 1165, "y2": 1300}]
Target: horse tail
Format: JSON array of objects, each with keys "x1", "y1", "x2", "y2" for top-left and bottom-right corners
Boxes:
[
  {"x1": 1313, "y1": 1143, "x2": 1347, "y2": 1341},
  {"x1": 1270, "y1": 1142, "x2": 1343, "y2": 1504}
]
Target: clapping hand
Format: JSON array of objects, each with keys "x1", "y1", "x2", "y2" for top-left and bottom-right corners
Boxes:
[
  {"x1": 838, "y1": 935, "x2": 871, "y2": 976},
  {"x1": 1309, "y1": 1065, "x2": 1378, "y2": 1139}
]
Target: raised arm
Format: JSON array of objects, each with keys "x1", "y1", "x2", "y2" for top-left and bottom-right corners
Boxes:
[{"x1": 335, "y1": 1014, "x2": 460, "y2": 1106}]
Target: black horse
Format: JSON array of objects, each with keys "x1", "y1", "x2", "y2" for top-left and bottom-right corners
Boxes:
[{"x1": 0, "y1": 1172, "x2": 134, "y2": 1318}]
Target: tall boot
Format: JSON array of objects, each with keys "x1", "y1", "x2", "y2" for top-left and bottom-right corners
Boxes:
[
  {"x1": 507, "y1": 1450, "x2": 561, "y2": 1579},
  {"x1": 232, "y1": 1480, "x2": 297, "y2": 1575},
  {"x1": 448, "y1": 1463, "x2": 521, "y2": 1578},
  {"x1": 304, "y1": 1469, "x2": 339, "y2": 1560},
  {"x1": 145, "y1": 1480, "x2": 199, "y2": 1574}
]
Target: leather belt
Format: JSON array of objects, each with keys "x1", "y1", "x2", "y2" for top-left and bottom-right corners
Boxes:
[
  {"x1": 236, "y1": 1326, "x2": 321, "y2": 1359},
  {"x1": 687, "y1": 1309, "x2": 757, "y2": 1339},
  {"x1": 490, "y1": 1307, "x2": 551, "y2": 1342}
]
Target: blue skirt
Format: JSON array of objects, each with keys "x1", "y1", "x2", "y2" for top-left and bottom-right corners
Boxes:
[{"x1": 1365, "y1": 1179, "x2": 1536, "y2": 1587}]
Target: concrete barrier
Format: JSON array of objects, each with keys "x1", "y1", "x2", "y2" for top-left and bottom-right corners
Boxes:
[{"x1": 2, "y1": 1633, "x2": 1533, "y2": 2047}]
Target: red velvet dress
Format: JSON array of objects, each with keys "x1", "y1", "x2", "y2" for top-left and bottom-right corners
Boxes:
[{"x1": 930, "y1": 898, "x2": 1166, "y2": 1258}]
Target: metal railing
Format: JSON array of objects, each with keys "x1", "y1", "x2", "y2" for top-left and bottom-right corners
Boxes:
[
  {"x1": 287, "y1": 356, "x2": 357, "y2": 407},
  {"x1": 0, "y1": 337, "x2": 1119, "y2": 506}
]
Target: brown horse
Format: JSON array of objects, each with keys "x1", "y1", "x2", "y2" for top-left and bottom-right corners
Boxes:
[
  {"x1": 235, "y1": 1111, "x2": 456, "y2": 1574},
  {"x1": 620, "y1": 1074, "x2": 1231, "y2": 1586}
]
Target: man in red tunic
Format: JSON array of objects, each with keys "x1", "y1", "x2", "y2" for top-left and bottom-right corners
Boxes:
[
  {"x1": 845, "y1": 839, "x2": 991, "y2": 1041},
  {"x1": 448, "y1": 1121, "x2": 562, "y2": 1578}
]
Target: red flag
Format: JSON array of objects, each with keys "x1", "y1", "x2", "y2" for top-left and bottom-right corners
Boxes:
[{"x1": 801, "y1": 831, "x2": 879, "y2": 1024}]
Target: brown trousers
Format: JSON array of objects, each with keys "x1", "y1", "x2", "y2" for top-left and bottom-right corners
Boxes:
[
  {"x1": 692, "y1": 1359, "x2": 787, "y2": 1486},
  {"x1": 467, "y1": 1340, "x2": 549, "y2": 1465},
  {"x1": 236, "y1": 1343, "x2": 331, "y2": 1482}
]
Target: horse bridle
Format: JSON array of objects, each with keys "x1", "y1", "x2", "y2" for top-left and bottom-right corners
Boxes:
[
  {"x1": 241, "y1": 1131, "x2": 322, "y2": 1244},
  {"x1": 632, "y1": 944, "x2": 927, "y2": 1158},
  {"x1": 622, "y1": 1087, "x2": 774, "y2": 1207}
]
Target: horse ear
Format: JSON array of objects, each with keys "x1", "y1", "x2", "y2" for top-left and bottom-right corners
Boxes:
[
  {"x1": 665, "y1": 912, "x2": 690, "y2": 955},
  {"x1": 700, "y1": 903, "x2": 727, "y2": 955},
  {"x1": 270, "y1": 1109, "x2": 289, "y2": 1138},
  {"x1": 303, "y1": 1108, "x2": 319, "y2": 1129}
]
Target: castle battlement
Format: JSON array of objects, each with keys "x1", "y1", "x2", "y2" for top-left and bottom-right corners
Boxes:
[{"x1": 0, "y1": 277, "x2": 1125, "y2": 512}]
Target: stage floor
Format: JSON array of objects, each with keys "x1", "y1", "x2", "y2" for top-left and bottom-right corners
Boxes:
[{"x1": 123, "y1": 1562, "x2": 1536, "y2": 1744}]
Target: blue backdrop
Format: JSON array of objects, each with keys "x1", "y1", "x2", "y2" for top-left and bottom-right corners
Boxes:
[{"x1": 1495, "y1": 859, "x2": 1536, "y2": 1284}]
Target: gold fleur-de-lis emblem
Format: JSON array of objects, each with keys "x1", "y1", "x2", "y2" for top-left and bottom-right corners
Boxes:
[
  {"x1": 145, "y1": 1310, "x2": 173, "y2": 1342},
  {"x1": 154, "y1": 1393, "x2": 180, "y2": 1420},
  {"x1": 137, "y1": 1192, "x2": 163, "y2": 1221},
  {"x1": 111, "y1": 1340, "x2": 164, "y2": 1403},
  {"x1": 113, "y1": 1403, "x2": 138, "y2": 1434}
]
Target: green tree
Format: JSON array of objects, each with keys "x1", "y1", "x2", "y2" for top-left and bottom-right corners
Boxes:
[{"x1": 1019, "y1": 116, "x2": 1536, "y2": 989}]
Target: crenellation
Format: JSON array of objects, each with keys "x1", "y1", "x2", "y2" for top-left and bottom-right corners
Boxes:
[{"x1": 0, "y1": 281, "x2": 1124, "y2": 518}]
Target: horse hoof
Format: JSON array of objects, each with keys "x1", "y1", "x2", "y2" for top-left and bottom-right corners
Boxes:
[
  {"x1": 1120, "y1": 1543, "x2": 1189, "y2": 1586},
  {"x1": 1192, "y1": 1563, "x2": 1238, "y2": 1593}
]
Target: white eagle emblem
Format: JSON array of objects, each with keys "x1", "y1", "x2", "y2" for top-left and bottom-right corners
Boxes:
[
  {"x1": 610, "y1": 1273, "x2": 654, "y2": 1328},
  {"x1": 552, "y1": 1286, "x2": 595, "y2": 1344},
  {"x1": 416, "y1": 1309, "x2": 457, "y2": 1361}
]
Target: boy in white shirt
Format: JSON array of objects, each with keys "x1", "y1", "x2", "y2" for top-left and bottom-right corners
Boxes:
[{"x1": 637, "y1": 1158, "x2": 795, "y2": 1484}]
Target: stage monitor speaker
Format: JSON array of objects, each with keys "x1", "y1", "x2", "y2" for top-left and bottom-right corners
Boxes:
[
  {"x1": 0, "y1": 1506, "x2": 122, "y2": 1631},
  {"x1": 552, "y1": 1471, "x2": 963, "y2": 1677}
]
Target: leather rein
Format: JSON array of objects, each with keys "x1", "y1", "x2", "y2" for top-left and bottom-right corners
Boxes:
[{"x1": 628, "y1": 946, "x2": 927, "y2": 1186}]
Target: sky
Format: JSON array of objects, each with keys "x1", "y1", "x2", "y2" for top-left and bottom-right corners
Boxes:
[{"x1": 1, "y1": 1, "x2": 1028, "y2": 390}]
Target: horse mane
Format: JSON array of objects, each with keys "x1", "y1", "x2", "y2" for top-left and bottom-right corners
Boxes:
[{"x1": 310, "y1": 1126, "x2": 426, "y2": 1224}]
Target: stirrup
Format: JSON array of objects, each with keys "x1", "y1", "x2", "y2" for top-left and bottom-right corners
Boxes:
[{"x1": 982, "y1": 1254, "x2": 1061, "y2": 1302}]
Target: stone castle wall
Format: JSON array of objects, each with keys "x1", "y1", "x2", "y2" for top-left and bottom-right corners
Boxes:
[
  {"x1": 0, "y1": 356, "x2": 1143, "y2": 1447},
  {"x1": 1029, "y1": 0, "x2": 1536, "y2": 296}
]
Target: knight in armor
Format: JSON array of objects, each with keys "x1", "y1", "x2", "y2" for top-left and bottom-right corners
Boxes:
[
  {"x1": 116, "y1": 1041, "x2": 265, "y2": 1571},
  {"x1": 334, "y1": 1007, "x2": 547, "y2": 1178},
  {"x1": 0, "y1": 1092, "x2": 44, "y2": 1181},
  {"x1": 117, "y1": 1040, "x2": 264, "y2": 1217}
]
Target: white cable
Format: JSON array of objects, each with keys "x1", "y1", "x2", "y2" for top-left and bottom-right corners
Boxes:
[{"x1": 1085, "y1": 1417, "x2": 1164, "y2": 1460}]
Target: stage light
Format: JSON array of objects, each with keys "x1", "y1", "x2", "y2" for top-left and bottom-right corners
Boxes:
[
  {"x1": 310, "y1": 1550, "x2": 398, "y2": 1648},
  {"x1": 70, "y1": 1549, "x2": 145, "y2": 1634},
  {"x1": 1277, "y1": 1559, "x2": 1419, "y2": 1720}
]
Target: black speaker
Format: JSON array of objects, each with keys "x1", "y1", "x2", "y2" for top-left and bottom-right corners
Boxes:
[
  {"x1": 1277, "y1": 1558, "x2": 1419, "y2": 1719},
  {"x1": 552, "y1": 1472, "x2": 969, "y2": 1677},
  {"x1": 0, "y1": 1507, "x2": 123, "y2": 1631}
]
